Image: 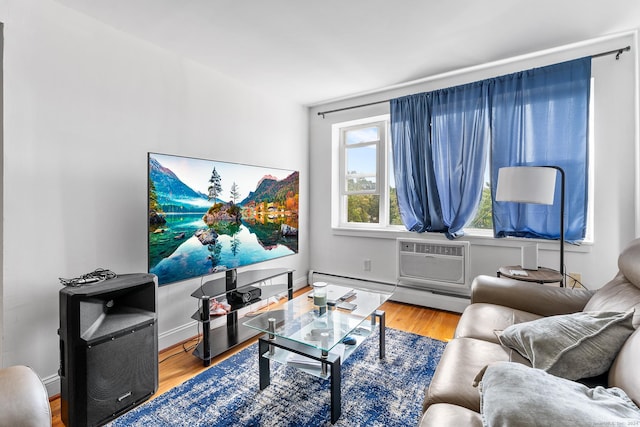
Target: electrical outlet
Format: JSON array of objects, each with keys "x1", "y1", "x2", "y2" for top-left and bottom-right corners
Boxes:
[
  {"x1": 363, "y1": 259, "x2": 372, "y2": 271},
  {"x1": 567, "y1": 273, "x2": 583, "y2": 289}
]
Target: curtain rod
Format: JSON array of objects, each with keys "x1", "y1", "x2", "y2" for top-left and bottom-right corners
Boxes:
[{"x1": 317, "y1": 45, "x2": 631, "y2": 118}]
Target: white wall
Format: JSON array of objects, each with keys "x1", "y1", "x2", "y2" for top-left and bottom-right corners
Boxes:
[
  {"x1": 1, "y1": 0, "x2": 637, "y2": 399},
  {"x1": 0, "y1": 0, "x2": 309, "y2": 395},
  {"x1": 309, "y1": 32, "x2": 639, "y2": 300}
]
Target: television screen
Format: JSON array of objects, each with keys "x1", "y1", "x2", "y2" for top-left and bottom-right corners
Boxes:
[{"x1": 148, "y1": 152, "x2": 299, "y2": 286}]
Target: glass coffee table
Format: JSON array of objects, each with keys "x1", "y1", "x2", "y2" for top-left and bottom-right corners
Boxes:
[{"x1": 243, "y1": 284, "x2": 392, "y2": 423}]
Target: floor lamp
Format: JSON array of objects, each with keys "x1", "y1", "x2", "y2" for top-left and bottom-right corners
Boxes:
[{"x1": 496, "y1": 166, "x2": 565, "y2": 287}]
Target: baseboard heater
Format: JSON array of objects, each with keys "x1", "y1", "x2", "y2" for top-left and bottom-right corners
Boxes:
[{"x1": 309, "y1": 271, "x2": 470, "y2": 314}]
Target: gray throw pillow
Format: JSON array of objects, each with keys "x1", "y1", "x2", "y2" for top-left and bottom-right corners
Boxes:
[
  {"x1": 475, "y1": 362, "x2": 640, "y2": 427},
  {"x1": 497, "y1": 310, "x2": 635, "y2": 380}
]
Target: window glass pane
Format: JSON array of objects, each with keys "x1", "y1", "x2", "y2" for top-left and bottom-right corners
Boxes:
[
  {"x1": 388, "y1": 147, "x2": 403, "y2": 225},
  {"x1": 345, "y1": 127, "x2": 379, "y2": 145},
  {"x1": 346, "y1": 145, "x2": 377, "y2": 176},
  {"x1": 347, "y1": 194, "x2": 380, "y2": 223},
  {"x1": 466, "y1": 150, "x2": 492, "y2": 230},
  {"x1": 468, "y1": 181, "x2": 493, "y2": 229},
  {"x1": 389, "y1": 187, "x2": 402, "y2": 225},
  {"x1": 347, "y1": 176, "x2": 376, "y2": 192}
]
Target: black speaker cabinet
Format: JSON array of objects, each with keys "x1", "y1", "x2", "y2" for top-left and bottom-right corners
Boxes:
[{"x1": 59, "y1": 273, "x2": 158, "y2": 427}]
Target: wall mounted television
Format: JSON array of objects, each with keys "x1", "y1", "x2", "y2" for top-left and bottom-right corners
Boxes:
[{"x1": 148, "y1": 152, "x2": 299, "y2": 286}]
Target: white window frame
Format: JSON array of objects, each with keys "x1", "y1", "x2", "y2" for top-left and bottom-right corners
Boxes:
[{"x1": 332, "y1": 114, "x2": 400, "y2": 229}]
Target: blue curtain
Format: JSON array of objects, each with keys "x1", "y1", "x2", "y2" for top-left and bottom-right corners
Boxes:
[
  {"x1": 391, "y1": 82, "x2": 490, "y2": 238},
  {"x1": 390, "y1": 93, "x2": 444, "y2": 233},
  {"x1": 430, "y1": 82, "x2": 491, "y2": 238},
  {"x1": 391, "y1": 57, "x2": 591, "y2": 242},
  {"x1": 491, "y1": 57, "x2": 591, "y2": 242}
]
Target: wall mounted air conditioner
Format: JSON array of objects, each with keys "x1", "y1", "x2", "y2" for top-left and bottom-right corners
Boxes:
[{"x1": 397, "y1": 238, "x2": 471, "y2": 297}]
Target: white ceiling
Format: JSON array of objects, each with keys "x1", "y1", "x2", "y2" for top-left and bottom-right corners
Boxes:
[{"x1": 55, "y1": 0, "x2": 640, "y2": 105}]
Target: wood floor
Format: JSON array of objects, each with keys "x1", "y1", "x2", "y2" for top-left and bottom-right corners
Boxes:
[{"x1": 49, "y1": 290, "x2": 460, "y2": 427}]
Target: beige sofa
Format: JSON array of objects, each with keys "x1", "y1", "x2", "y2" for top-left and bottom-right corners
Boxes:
[
  {"x1": 420, "y1": 237, "x2": 640, "y2": 426},
  {"x1": 0, "y1": 365, "x2": 51, "y2": 426}
]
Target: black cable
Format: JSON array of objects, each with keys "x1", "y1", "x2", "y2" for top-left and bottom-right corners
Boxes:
[
  {"x1": 59, "y1": 268, "x2": 117, "y2": 287},
  {"x1": 567, "y1": 274, "x2": 588, "y2": 290},
  {"x1": 159, "y1": 334, "x2": 201, "y2": 364},
  {"x1": 159, "y1": 298, "x2": 204, "y2": 364}
]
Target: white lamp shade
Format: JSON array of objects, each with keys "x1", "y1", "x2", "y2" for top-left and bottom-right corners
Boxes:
[{"x1": 495, "y1": 166, "x2": 557, "y2": 205}]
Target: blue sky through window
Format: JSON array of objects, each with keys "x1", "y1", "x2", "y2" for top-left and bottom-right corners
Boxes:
[{"x1": 346, "y1": 126, "x2": 378, "y2": 177}]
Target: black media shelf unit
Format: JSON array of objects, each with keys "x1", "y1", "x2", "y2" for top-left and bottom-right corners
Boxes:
[{"x1": 190, "y1": 267, "x2": 294, "y2": 366}]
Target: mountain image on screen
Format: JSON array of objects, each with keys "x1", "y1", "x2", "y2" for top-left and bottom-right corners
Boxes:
[
  {"x1": 148, "y1": 153, "x2": 299, "y2": 286},
  {"x1": 149, "y1": 157, "x2": 214, "y2": 211}
]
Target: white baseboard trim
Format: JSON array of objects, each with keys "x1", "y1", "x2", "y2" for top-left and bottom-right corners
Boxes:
[
  {"x1": 310, "y1": 271, "x2": 470, "y2": 313},
  {"x1": 158, "y1": 321, "x2": 200, "y2": 352},
  {"x1": 42, "y1": 372, "x2": 61, "y2": 397},
  {"x1": 392, "y1": 286, "x2": 470, "y2": 313}
]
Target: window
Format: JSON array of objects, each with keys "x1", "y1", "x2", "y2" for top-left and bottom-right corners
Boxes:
[
  {"x1": 333, "y1": 115, "x2": 401, "y2": 228},
  {"x1": 333, "y1": 114, "x2": 485, "y2": 232},
  {"x1": 332, "y1": 115, "x2": 501, "y2": 233},
  {"x1": 332, "y1": 78, "x2": 594, "y2": 241}
]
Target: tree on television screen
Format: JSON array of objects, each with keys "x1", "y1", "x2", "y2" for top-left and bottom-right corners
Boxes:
[{"x1": 208, "y1": 167, "x2": 222, "y2": 201}]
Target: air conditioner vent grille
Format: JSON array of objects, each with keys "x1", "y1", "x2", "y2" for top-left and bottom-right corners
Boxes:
[{"x1": 403, "y1": 242, "x2": 464, "y2": 257}]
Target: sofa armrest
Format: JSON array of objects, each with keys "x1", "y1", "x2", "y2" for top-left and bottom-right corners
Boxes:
[
  {"x1": 471, "y1": 275, "x2": 593, "y2": 316},
  {"x1": 0, "y1": 365, "x2": 51, "y2": 426}
]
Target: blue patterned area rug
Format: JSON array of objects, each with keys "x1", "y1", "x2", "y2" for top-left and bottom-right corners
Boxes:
[{"x1": 108, "y1": 328, "x2": 446, "y2": 427}]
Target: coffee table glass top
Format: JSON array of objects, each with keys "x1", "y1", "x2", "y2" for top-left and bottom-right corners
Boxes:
[{"x1": 243, "y1": 284, "x2": 391, "y2": 352}]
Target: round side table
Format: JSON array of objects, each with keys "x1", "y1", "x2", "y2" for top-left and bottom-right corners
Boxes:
[{"x1": 497, "y1": 265, "x2": 563, "y2": 284}]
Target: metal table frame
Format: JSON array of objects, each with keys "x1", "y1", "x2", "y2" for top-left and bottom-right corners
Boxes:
[{"x1": 257, "y1": 310, "x2": 386, "y2": 424}]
